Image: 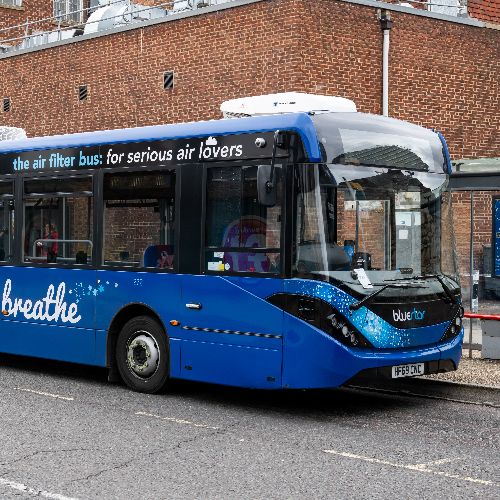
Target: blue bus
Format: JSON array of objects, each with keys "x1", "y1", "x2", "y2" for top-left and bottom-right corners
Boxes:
[{"x1": 0, "y1": 110, "x2": 464, "y2": 393}]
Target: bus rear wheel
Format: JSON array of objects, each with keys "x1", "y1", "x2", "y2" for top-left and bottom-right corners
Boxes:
[{"x1": 116, "y1": 315, "x2": 171, "y2": 394}]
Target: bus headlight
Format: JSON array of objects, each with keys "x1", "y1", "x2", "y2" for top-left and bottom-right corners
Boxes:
[
  {"x1": 265, "y1": 293, "x2": 373, "y2": 349},
  {"x1": 325, "y1": 313, "x2": 372, "y2": 348},
  {"x1": 440, "y1": 306, "x2": 463, "y2": 342}
]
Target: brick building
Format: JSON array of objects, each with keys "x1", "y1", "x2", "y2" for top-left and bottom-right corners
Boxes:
[{"x1": 1, "y1": 0, "x2": 500, "y2": 314}]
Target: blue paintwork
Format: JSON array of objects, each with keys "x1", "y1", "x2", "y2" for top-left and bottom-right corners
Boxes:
[
  {"x1": 373, "y1": 343, "x2": 441, "y2": 364},
  {"x1": 1, "y1": 267, "x2": 96, "y2": 329},
  {"x1": 170, "y1": 338, "x2": 181, "y2": 378},
  {"x1": 181, "y1": 340, "x2": 281, "y2": 389},
  {"x1": 95, "y1": 329, "x2": 107, "y2": 367},
  {"x1": 222, "y1": 276, "x2": 283, "y2": 299},
  {"x1": 0, "y1": 267, "x2": 96, "y2": 364},
  {"x1": 180, "y1": 275, "x2": 283, "y2": 346},
  {"x1": 285, "y1": 278, "x2": 450, "y2": 348},
  {"x1": 282, "y1": 312, "x2": 378, "y2": 388},
  {"x1": 0, "y1": 113, "x2": 322, "y2": 163},
  {"x1": 0, "y1": 321, "x2": 96, "y2": 365},
  {"x1": 0, "y1": 265, "x2": 462, "y2": 387},
  {"x1": 95, "y1": 270, "x2": 182, "y2": 332},
  {"x1": 282, "y1": 314, "x2": 463, "y2": 388},
  {"x1": 438, "y1": 327, "x2": 464, "y2": 367},
  {"x1": 179, "y1": 275, "x2": 283, "y2": 387},
  {"x1": 435, "y1": 131, "x2": 452, "y2": 175},
  {"x1": 361, "y1": 309, "x2": 448, "y2": 348}
]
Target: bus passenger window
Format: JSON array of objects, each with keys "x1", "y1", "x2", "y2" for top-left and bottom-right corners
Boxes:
[
  {"x1": 0, "y1": 180, "x2": 15, "y2": 263},
  {"x1": 23, "y1": 177, "x2": 93, "y2": 266},
  {"x1": 205, "y1": 165, "x2": 281, "y2": 274},
  {"x1": 102, "y1": 169, "x2": 176, "y2": 269}
]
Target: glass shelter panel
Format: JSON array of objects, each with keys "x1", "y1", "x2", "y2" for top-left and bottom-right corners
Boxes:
[
  {"x1": 205, "y1": 165, "x2": 281, "y2": 273},
  {"x1": 102, "y1": 169, "x2": 176, "y2": 269},
  {"x1": 474, "y1": 191, "x2": 500, "y2": 315}
]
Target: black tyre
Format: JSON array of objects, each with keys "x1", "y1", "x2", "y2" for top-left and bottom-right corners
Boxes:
[{"x1": 116, "y1": 315, "x2": 172, "y2": 394}]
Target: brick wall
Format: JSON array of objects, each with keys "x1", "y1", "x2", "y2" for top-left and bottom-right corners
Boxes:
[
  {"x1": 451, "y1": 190, "x2": 471, "y2": 279},
  {"x1": 468, "y1": 0, "x2": 500, "y2": 24},
  {"x1": 0, "y1": 0, "x2": 499, "y2": 161}
]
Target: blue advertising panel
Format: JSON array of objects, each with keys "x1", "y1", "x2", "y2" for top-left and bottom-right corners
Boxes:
[{"x1": 493, "y1": 197, "x2": 500, "y2": 277}]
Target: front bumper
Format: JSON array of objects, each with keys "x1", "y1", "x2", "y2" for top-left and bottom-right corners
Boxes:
[{"x1": 342, "y1": 328, "x2": 463, "y2": 384}]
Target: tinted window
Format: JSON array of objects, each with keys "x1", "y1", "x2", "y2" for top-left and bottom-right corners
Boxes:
[
  {"x1": 103, "y1": 170, "x2": 176, "y2": 269},
  {"x1": 205, "y1": 165, "x2": 281, "y2": 273},
  {"x1": 23, "y1": 177, "x2": 93, "y2": 266}
]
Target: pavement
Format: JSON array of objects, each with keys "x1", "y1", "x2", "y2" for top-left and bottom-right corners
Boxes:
[{"x1": 443, "y1": 316, "x2": 500, "y2": 391}]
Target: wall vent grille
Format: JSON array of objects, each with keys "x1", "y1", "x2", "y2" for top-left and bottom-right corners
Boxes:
[
  {"x1": 163, "y1": 72, "x2": 174, "y2": 90},
  {"x1": 79, "y1": 85, "x2": 87, "y2": 101}
]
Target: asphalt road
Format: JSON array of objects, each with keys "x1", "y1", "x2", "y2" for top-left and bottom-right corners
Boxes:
[{"x1": 0, "y1": 354, "x2": 499, "y2": 500}]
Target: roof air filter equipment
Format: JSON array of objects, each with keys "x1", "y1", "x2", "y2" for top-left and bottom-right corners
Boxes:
[{"x1": 220, "y1": 92, "x2": 357, "y2": 118}]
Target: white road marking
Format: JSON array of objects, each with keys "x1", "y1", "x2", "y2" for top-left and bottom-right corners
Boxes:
[
  {"x1": 323, "y1": 450, "x2": 498, "y2": 487},
  {"x1": 14, "y1": 387, "x2": 74, "y2": 401},
  {"x1": 136, "y1": 411, "x2": 220, "y2": 429},
  {"x1": 0, "y1": 477, "x2": 78, "y2": 499},
  {"x1": 413, "y1": 457, "x2": 461, "y2": 468}
]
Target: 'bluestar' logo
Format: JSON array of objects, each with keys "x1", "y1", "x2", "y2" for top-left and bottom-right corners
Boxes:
[{"x1": 393, "y1": 308, "x2": 425, "y2": 322}]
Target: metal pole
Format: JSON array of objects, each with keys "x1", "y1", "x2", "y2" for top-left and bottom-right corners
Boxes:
[
  {"x1": 469, "y1": 190, "x2": 473, "y2": 358},
  {"x1": 382, "y1": 29, "x2": 389, "y2": 117},
  {"x1": 355, "y1": 200, "x2": 359, "y2": 253},
  {"x1": 23, "y1": 18, "x2": 28, "y2": 49}
]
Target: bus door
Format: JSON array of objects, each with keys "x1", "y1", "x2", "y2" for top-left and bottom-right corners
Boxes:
[
  {"x1": 180, "y1": 164, "x2": 284, "y2": 389},
  {"x1": 0, "y1": 175, "x2": 97, "y2": 365}
]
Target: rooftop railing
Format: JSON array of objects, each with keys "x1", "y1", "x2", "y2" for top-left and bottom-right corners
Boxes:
[{"x1": 0, "y1": 0, "x2": 469, "y2": 54}]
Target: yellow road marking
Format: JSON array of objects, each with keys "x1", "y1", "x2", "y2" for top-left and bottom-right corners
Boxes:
[
  {"x1": 14, "y1": 388, "x2": 74, "y2": 401},
  {"x1": 323, "y1": 450, "x2": 498, "y2": 487},
  {"x1": 135, "y1": 411, "x2": 220, "y2": 430}
]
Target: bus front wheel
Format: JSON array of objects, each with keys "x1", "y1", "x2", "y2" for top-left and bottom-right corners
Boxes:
[{"x1": 116, "y1": 315, "x2": 172, "y2": 393}]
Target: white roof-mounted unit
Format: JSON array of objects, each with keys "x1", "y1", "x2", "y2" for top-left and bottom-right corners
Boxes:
[
  {"x1": 220, "y1": 92, "x2": 357, "y2": 118},
  {"x1": 0, "y1": 126, "x2": 27, "y2": 141}
]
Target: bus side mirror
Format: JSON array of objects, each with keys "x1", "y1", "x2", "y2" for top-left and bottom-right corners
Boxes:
[{"x1": 257, "y1": 165, "x2": 277, "y2": 207}]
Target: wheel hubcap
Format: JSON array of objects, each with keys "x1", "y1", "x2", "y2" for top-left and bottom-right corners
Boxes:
[{"x1": 126, "y1": 333, "x2": 159, "y2": 379}]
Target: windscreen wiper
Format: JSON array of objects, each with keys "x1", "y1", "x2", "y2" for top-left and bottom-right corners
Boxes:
[
  {"x1": 349, "y1": 283, "x2": 424, "y2": 311},
  {"x1": 384, "y1": 274, "x2": 457, "y2": 304}
]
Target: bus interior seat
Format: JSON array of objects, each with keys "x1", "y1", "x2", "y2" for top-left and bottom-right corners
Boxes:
[{"x1": 142, "y1": 245, "x2": 174, "y2": 268}]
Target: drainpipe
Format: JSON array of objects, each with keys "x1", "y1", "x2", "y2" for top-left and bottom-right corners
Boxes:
[{"x1": 379, "y1": 10, "x2": 393, "y2": 117}]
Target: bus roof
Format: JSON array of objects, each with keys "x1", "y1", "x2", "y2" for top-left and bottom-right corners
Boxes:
[{"x1": 0, "y1": 112, "x2": 323, "y2": 162}]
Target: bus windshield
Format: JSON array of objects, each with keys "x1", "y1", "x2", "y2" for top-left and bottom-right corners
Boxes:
[
  {"x1": 311, "y1": 112, "x2": 446, "y2": 173},
  {"x1": 293, "y1": 164, "x2": 459, "y2": 299}
]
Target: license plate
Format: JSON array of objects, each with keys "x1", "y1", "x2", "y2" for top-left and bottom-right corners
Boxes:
[{"x1": 391, "y1": 362, "x2": 424, "y2": 378}]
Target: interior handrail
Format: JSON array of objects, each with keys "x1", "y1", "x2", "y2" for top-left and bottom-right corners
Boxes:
[{"x1": 32, "y1": 239, "x2": 93, "y2": 257}]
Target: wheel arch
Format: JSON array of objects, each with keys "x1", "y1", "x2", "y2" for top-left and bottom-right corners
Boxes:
[{"x1": 105, "y1": 302, "x2": 169, "y2": 371}]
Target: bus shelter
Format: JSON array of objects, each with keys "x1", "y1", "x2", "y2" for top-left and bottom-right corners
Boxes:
[{"x1": 450, "y1": 157, "x2": 500, "y2": 357}]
